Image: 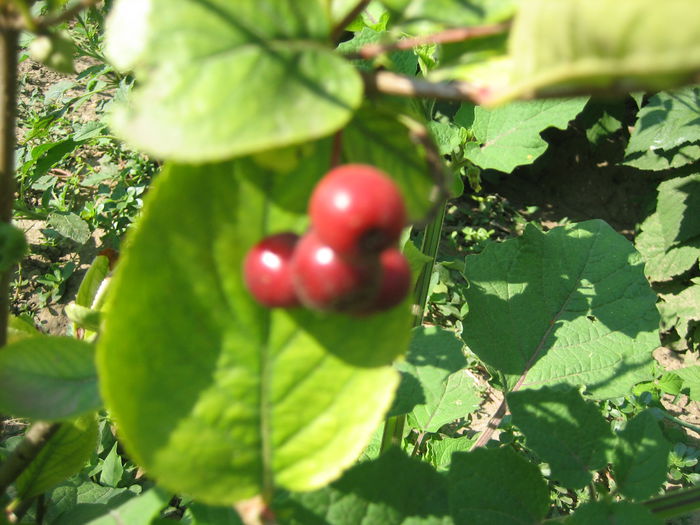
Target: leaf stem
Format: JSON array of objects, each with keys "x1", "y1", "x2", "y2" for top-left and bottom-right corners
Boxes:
[
  {"x1": 0, "y1": 422, "x2": 61, "y2": 496},
  {"x1": 363, "y1": 71, "x2": 485, "y2": 105}
]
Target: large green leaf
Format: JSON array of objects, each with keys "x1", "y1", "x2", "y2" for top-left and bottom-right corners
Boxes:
[
  {"x1": 382, "y1": 0, "x2": 519, "y2": 31},
  {"x1": 16, "y1": 415, "x2": 98, "y2": 500},
  {"x1": 635, "y1": 212, "x2": 700, "y2": 283},
  {"x1": 612, "y1": 410, "x2": 671, "y2": 501},
  {"x1": 493, "y1": 0, "x2": 700, "y2": 104},
  {"x1": 565, "y1": 501, "x2": 662, "y2": 525},
  {"x1": 396, "y1": 327, "x2": 479, "y2": 433},
  {"x1": 461, "y1": 220, "x2": 659, "y2": 399},
  {"x1": 47, "y1": 479, "x2": 137, "y2": 525},
  {"x1": 84, "y1": 488, "x2": 170, "y2": 525},
  {"x1": 508, "y1": 386, "x2": 613, "y2": 489},
  {"x1": 448, "y1": 447, "x2": 549, "y2": 525},
  {"x1": 97, "y1": 162, "x2": 411, "y2": 505},
  {"x1": 655, "y1": 174, "x2": 700, "y2": 249},
  {"x1": 105, "y1": 0, "x2": 362, "y2": 162},
  {"x1": 275, "y1": 447, "x2": 451, "y2": 525},
  {"x1": 624, "y1": 87, "x2": 700, "y2": 170},
  {"x1": 0, "y1": 336, "x2": 101, "y2": 421},
  {"x1": 659, "y1": 281, "x2": 700, "y2": 339},
  {"x1": 675, "y1": 366, "x2": 700, "y2": 401},
  {"x1": 343, "y1": 98, "x2": 435, "y2": 221},
  {"x1": 457, "y1": 97, "x2": 588, "y2": 173}
]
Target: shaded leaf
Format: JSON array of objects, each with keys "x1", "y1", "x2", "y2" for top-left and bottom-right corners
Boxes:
[
  {"x1": 674, "y1": 366, "x2": 700, "y2": 401},
  {"x1": 84, "y1": 488, "x2": 169, "y2": 525},
  {"x1": 425, "y1": 436, "x2": 477, "y2": 472},
  {"x1": 508, "y1": 386, "x2": 612, "y2": 489},
  {"x1": 565, "y1": 500, "x2": 662, "y2": 525},
  {"x1": 458, "y1": 97, "x2": 588, "y2": 172},
  {"x1": 612, "y1": 410, "x2": 671, "y2": 500},
  {"x1": 275, "y1": 447, "x2": 451, "y2": 525},
  {"x1": 655, "y1": 175, "x2": 700, "y2": 249},
  {"x1": 0, "y1": 336, "x2": 101, "y2": 421},
  {"x1": 186, "y1": 502, "x2": 243, "y2": 525},
  {"x1": 0, "y1": 223, "x2": 27, "y2": 272},
  {"x1": 47, "y1": 479, "x2": 137, "y2": 525},
  {"x1": 97, "y1": 162, "x2": 410, "y2": 504},
  {"x1": 16, "y1": 415, "x2": 98, "y2": 499},
  {"x1": 105, "y1": 0, "x2": 362, "y2": 161},
  {"x1": 448, "y1": 447, "x2": 549, "y2": 525},
  {"x1": 659, "y1": 282, "x2": 700, "y2": 339},
  {"x1": 461, "y1": 220, "x2": 659, "y2": 398}
]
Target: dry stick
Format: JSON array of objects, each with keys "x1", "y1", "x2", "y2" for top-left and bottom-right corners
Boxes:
[
  {"x1": 0, "y1": 422, "x2": 61, "y2": 496},
  {"x1": 0, "y1": 25, "x2": 18, "y2": 349},
  {"x1": 352, "y1": 23, "x2": 509, "y2": 60},
  {"x1": 363, "y1": 70, "x2": 485, "y2": 105},
  {"x1": 330, "y1": 0, "x2": 371, "y2": 42}
]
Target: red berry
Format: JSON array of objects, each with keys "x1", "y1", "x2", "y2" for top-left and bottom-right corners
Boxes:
[
  {"x1": 373, "y1": 248, "x2": 412, "y2": 311},
  {"x1": 309, "y1": 164, "x2": 406, "y2": 257},
  {"x1": 291, "y1": 231, "x2": 379, "y2": 312},
  {"x1": 243, "y1": 233, "x2": 300, "y2": 308}
]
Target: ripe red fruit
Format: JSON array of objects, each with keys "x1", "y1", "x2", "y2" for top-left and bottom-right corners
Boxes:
[
  {"x1": 243, "y1": 233, "x2": 300, "y2": 308},
  {"x1": 291, "y1": 231, "x2": 379, "y2": 312},
  {"x1": 372, "y1": 248, "x2": 412, "y2": 312},
  {"x1": 309, "y1": 164, "x2": 406, "y2": 257}
]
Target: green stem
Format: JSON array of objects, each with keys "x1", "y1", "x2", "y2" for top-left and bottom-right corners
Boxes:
[
  {"x1": 644, "y1": 485, "x2": 700, "y2": 520},
  {"x1": 380, "y1": 201, "x2": 447, "y2": 453},
  {"x1": 651, "y1": 407, "x2": 700, "y2": 434},
  {"x1": 0, "y1": 26, "x2": 18, "y2": 349}
]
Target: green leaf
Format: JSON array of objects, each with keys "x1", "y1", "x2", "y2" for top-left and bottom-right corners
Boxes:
[
  {"x1": 100, "y1": 442, "x2": 124, "y2": 488},
  {"x1": 655, "y1": 175, "x2": 700, "y2": 249},
  {"x1": 84, "y1": 488, "x2": 170, "y2": 525},
  {"x1": 397, "y1": 327, "x2": 479, "y2": 432},
  {"x1": 275, "y1": 447, "x2": 451, "y2": 525},
  {"x1": 336, "y1": 27, "x2": 418, "y2": 75},
  {"x1": 186, "y1": 502, "x2": 243, "y2": 525},
  {"x1": 612, "y1": 410, "x2": 671, "y2": 500},
  {"x1": 47, "y1": 479, "x2": 136, "y2": 525},
  {"x1": 7, "y1": 315, "x2": 38, "y2": 344},
  {"x1": 448, "y1": 447, "x2": 549, "y2": 525},
  {"x1": 458, "y1": 97, "x2": 588, "y2": 173},
  {"x1": 461, "y1": 220, "x2": 660, "y2": 399},
  {"x1": 343, "y1": 98, "x2": 435, "y2": 221},
  {"x1": 508, "y1": 386, "x2": 612, "y2": 489},
  {"x1": 105, "y1": 0, "x2": 362, "y2": 162},
  {"x1": 623, "y1": 143, "x2": 700, "y2": 171},
  {"x1": 47, "y1": 212, "x2": 91, "y2": 244},
  {"x1": 16, "y1": 415, "x2": 98, "y2": 500},
  {"x1": 496, "y1": 0, "x2": 700, "y2": 104},
  {"x1": 0, "y1": 336, "x2": 101, "y2": 421},
  {"x1": 659, "y1": 283, "x2": 700, "y2": 339},
  {"x1": 675, "y1": 366, "x2": 700, "y2": 401},
  {"x1": 0, "y1": 223, "x2": 27, "y2": 272},
  {"x1": 565, "y1": 500, "x2": 662, "y2": 525},
  {"x1": 65, "y1": 303, "x2": 101, "y2": 332},
  {"x1": 425, "y1": 436, "x2": 477, "y2": 472},
  {"x1": 97, "y1": 162, "x2": 410, "y2": 504},
  {"x1": 384, "y1": 0, "x2": 519, "y2": 31},
  {"x1": 635, "y1": 212, "x2": 700, "y2": 283},
  {"x1": 76, "y1": 255, "x2": 111, "y2": 308},
  {"x1": 624, "y1": 87, "x2": 700, "y2": 167}
]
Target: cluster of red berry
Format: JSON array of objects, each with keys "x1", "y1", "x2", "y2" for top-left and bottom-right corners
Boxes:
[{"x1": 243, "y1": 164, "x2": 412, "y2": 314}]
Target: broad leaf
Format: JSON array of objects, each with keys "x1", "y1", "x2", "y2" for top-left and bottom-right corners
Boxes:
[
  {"x1": 105, "y1": 0, "x2": 362, "y2": 162},
  {"x1": 655, "y1": 175, "x2": 700, "y2": 249},
  {"x1": 0, "y1": 336, "x2": 101, "y2": 420},
  {"x1": 343, "y1": 98, "x2": 435, "y2": 221},
  {"x1": 97, "y1": 162, "x2": 410, "y2": 504},
  {"x1": 457, "y1": 98, "x2": 588, "y2": 172},
  {"x1": 623, "y1": 143, "x2": 700, "y2": 171},
  {"x1": 508, "y1": 386, "x2": 613, "y2": 489},
  {"x1": 84, "y1": 488, "x2": 170, "y2": 525},
  {"x1": 0, "y1": 223, "x2": 27, "y2": 272},
  {"x1": 186, "y1": 502, "x2": 243, "y2": 525},
  {"x1": 635, "y1": 212, "x2": 700, "y2": 283},
  {"x1": 396, "y1": 327, "x2": 479, "y2": 432},
  {"x1": 275, "y1": 447, "x2": 451, "y2": 525},
  {"x1": 624, "y1": 87, "x2": 700, "y2": 168},
  {"x1": 16, "y1": 415, "x2": 98, "y2": 499},
  {"x1": 47, "y1": 212, "x2": 91, "y2": 244},
  {"x1": 100, "y1": 442, "x2": 124, "y2": 488},
  {"x1": 448, "y1": 447, "x2": 549, "y2": 525},
  {"x1": 675, "y1": 366, "x2": 700, "y2": 401},
  {"x1": 383, "y1": 0, "x2": 519, "y2": 31},
  {"x1": 659, "y1": 282, "x2": 700, "y2": 339},
  {"x1": 425, "y1": 436, "x2": 476, "y2": 472},
  {"x1": 461, "y1": 220, "x2": 660, "y2": 398},
  {"x1": 47, "y1": 479, "x2": 137, "y2": 525},
  {"x1": 612, "y1": 410, "x2": 671, "y2": 500},
  {"x1": 565, "y1": 501, "x2": 662, "y2": 525},
  {"x1": 493, "y1": 0, "x2": 700, "y2": 104},
  {"x1": 7, "y1": 315, "x2": 38, "y2": 344}
]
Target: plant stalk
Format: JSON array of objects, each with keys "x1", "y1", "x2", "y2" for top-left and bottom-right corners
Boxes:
[
  {"x1": 0, "y1": 422, "x2": 61, "y2": 496},
  {"x1": 0, "y1": 24, "x2": 18, "y2": 349},
  {"x1": 380, "y1": 200, "x2": 447, "y2": 453}
]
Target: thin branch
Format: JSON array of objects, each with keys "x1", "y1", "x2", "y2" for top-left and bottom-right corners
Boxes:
[
  {"x1": 363, "y1": 70, "x2": 486, "y2": 104},
  {"x1": 350, "y1": 23, "x2": 509, "y2": 60},
  {"x1": 470, "y1": 399, "x2": 507, "y2": 449},
  {"x1": 0, "y1": 422, "x2": 61, "y2": 495},
  {"x1": 330, "y1": 0, "x2": 370, "y2": 42},
  {"x1": 36, "y1": 0, "x2": 101, "y2": 30}
]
